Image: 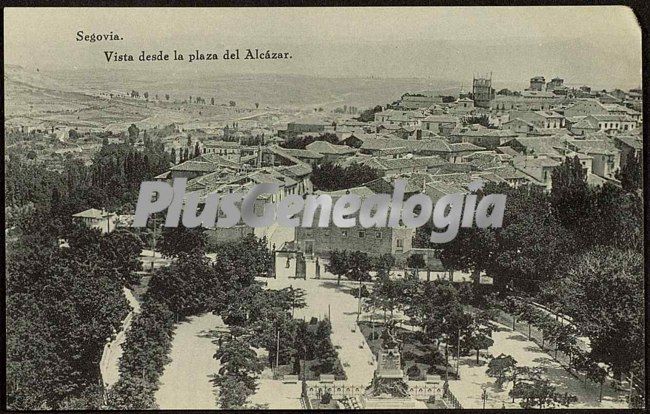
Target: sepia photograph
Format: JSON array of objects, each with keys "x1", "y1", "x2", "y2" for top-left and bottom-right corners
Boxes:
[{"x1": 4, "y1": 6, "x2": 645, "y2": 410}]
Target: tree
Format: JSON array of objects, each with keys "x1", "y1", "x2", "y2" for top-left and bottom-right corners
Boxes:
[
  {"x1": 370, "y1": 276, "x2": 405, "y2": 321},
  {"x1": 462, "y1": 312, "x2": 494, "y2": 364},
  {"x1": 212, "y1": 335, "x2": 263, "y2": 408},
  {"x1": 255, "y1": 102, "x2": 259, "y2": 109},
  {"x1": 7, "y1": 236, "x2": 130, "y2": 409},
  {"x1": 157, "y1": 226, "x2": 206, "y2": 258},
  {"x1": 327, "y1": 250, "x2": 349, "y2": 286},
  {"x1": 373, "y1": 253, "x2": 395, "y2": 277},
  {"x1": 194, "y1": 141, "x2": 201, "y2": 157},
  {"x1": 127, "y1": 124, "x2": 139, "y2": 145},
  {"x1": 214, "y1": 336, "x2": 263, "y2": 390},
  {"x1": 510, "y1": 377, "x2": 577, "y2": 409},
  {"x1": 98, "y1": 228, "x2": 144, "y2": 285},
  {"x1": 550, "y1": 156, "x2": 592, "y2": 244},
  {"x1": 165, "y1": 94, "x2": 170, "y2": 101},
  {"x1": 407, "y1": 253, "x2": 426, "y2": 271},
  {"x1": 315, "y1": 339, "x2": 338, "y2": 374},
  {"x1": 311, "y1": 162, "x2": 379, "y2": 191},
  {"x1": 554, "y1": 246, "x2": 644, "y2": 380},
  {"x1": 347, "y1": 251, "x2": 373, "y2": 282},
  {"x1": 617, "y1": 151, "x2": 642, "y2": 192},
  {"x1": 211, "y1": 97, "x2": 215, "y2": 105},
  {"x1": 357, "y1": 105, "x2": 383, "y2": 122},
  {"x1": 486, "y1": 354, "x2": 518, "y2": 389}
]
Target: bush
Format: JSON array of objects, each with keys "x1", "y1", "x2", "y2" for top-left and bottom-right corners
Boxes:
[
  {"x1": 407, "y1": 364, "x2": 422, "y2": 380},
  {"x1": 321, "y1": 391, "x2": 332, "y2": 404},
  {"x1": 356, "y1": 285, "x2": 371, "y2": 298}
]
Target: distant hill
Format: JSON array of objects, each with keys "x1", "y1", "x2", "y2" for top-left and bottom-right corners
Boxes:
[{"x1": 39, "y1": 68, "x2": 459, "y2": 110}]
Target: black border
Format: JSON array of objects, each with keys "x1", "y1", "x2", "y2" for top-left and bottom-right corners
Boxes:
[{"x1": 1, "y1": 2, "x2": 648, "y2": 413}]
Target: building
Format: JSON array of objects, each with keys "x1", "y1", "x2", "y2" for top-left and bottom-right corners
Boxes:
[
  {"x1": 546, "y1": 77, "x2": 564, "y2": 92},
  {"x1": 201, "y1": 141, "x2": 243, "y2": 161},
  {"x1": 305, "y1": 140, "x2": 358, "y2": 163},
  {"x1": 508, "y1": 110, "x2": 565, "y2": 129},
  {"x1": 280, "y1": 118, "x2": 334, "y2": 139},
  {"x1": 512, "y1": 155, "x2": 561, "y2": 190},
  {"x1": 563, "y1": 99, "x2": 609, "y2": 117},
  {"x1": 566, "y1": 139, "x2": 621, "y2": 180},
  {"x1": 582, "y1": 114, "x2": 637, "y2": 134},
  {"x1": 529, "y1": 76, "x2": 546, "y2": 91},
  {"x1": 501, "y1": 118, "x2": 536, "y2": 134},
  {"x1": 450, "y1": 128, "x2": 518, "y2": 150},
  {"x1": 293, "y1": 187, "x2": 416, "y2": 261},
  {"x1": 420, "y1": 115, "x2": 461, "y2": 136},
  {"x1": 614, "y1": 135, "x2": 643, "y2": 168},
  {"x1": 491, "y1": 91, "x2": 562, "y2": 112},
  {"x1": 168, "y1": 154, "x2": 241, "y2": 180},
  {"x1": 359, "y1": 156, "x2": 449, "y2": 176},
  {"x1": 472, "y1": 75, "x2": 494, "y2": 108},
  {"x1": 72, "y1": 208, "x2": 117, "y2": 234}
]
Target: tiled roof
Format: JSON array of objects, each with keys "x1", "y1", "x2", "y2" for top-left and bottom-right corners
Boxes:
[
  {"x1": 305, "y1": 140, "x2": 357, "y2": 155},
  {"x1": 362, "y1": 156, "x2": 447, "y2": 171},
  {"x1": 72, "y1": 208, "x2": 115, "y2": 218},
  {"x1": 449, "y1": 142, "x2": 486, "y2": 152},
  {"x1": 567, "y1": 139, "x2": 619, "y2": 155},
  {"x1": 279, "y1": 148, "x2": 323, "y2": 159},
  {"x1": 615, "y1": 135, "x2": 643, "y2": 150}
]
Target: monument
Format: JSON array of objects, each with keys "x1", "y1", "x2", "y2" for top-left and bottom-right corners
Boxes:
[{"x1": 360, "y1": 322, "x2": 424, "y2": 409}]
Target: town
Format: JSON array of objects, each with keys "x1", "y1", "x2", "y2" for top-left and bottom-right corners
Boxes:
[{"x1": 6, "y1": 63, "x2": 644, "y2": 410}]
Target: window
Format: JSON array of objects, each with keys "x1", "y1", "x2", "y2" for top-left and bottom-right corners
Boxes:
[
  {"x1": 376, "y1": 232, "x2": 382, "y2": 239},
  {"x1": 341, "y1": 230, "x2": 348, "y2": 237},
  {"x1": 396, "y1": 239, "x2": 403, "y2": 248},
  {"x1": 358, "y1": 231, "x2": 365, "y2": 238},
  {"x1": 324, "y1": 230, "x2": 330, "y2": 237}
]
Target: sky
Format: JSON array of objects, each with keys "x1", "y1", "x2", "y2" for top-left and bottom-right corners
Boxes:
[{"x1": 4, "y1": 7, "x2": 643, "y2": 89}]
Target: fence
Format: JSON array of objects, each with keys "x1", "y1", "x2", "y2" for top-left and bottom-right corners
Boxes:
[
  {"x1": 493, "y1": 308, "x2": 612, "y2": 396},
  {"x1": 443, "y1": 387, "x2": 463, "y2": 409}
]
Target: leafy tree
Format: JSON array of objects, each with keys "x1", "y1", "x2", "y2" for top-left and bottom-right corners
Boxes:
[
  {"x1": 462, "y1": 312, "x2": 494, "y2": 364},
  {"x1": 213, "y1": 374, "x2": 256, "y2": 409},
  {"x1": 510, "y1": 377, "x2": 577, "y2": 409},
  {"x1": 327, "y1": 250, "x2": 349, "y2": 286},
  {"x1": 356, "y1": 105, "x2": 383, "y2": 122},
  {"x1": 280, "y1": 132, "x2": 338, "y2": 150},
  {"x1": 550, "y1": 156, "x2": 592, "y2": 244},
  {"x1": 214, "y1": 336, "x2": 263, "y2": 390},
  {"x1": 553, "y1": 246, "x2": 643, "y2": 379},
  {"x1": 157, "y1": 225, "x2": 206, "y2": 258},
  {"x1": 486, "y1": 354, "x2": 518, "y2": 389},
  {"x1": 617, "y1": 151, "x2": 642, "y2": 192},
  {"x1": 147, "y1": 251, "x2": 220, "y2": 317},
  {"x1": 311, "y1": 162, "x2": 379, "y2": 191},
  {"x1": 373, "y1": 253, "x2": 395, "y2": 277},
  {"x1": 127, "y1": 124, "x2": 140, "y2": 145},
  {"x1": 347, "y1": 251, "x2": 373, "y2": 282},
  {"x1": 407, "y1": 253, "x2": 426, "y2": 271},
  {"x1": 7, "y1": 235, "x2": 130, "y2": 409}
]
